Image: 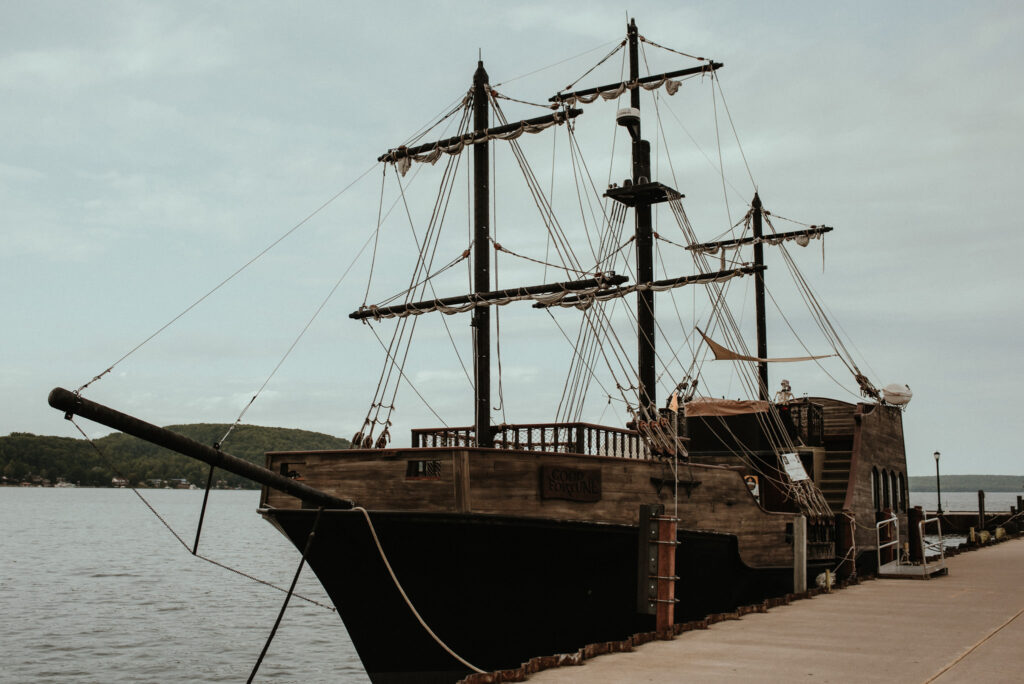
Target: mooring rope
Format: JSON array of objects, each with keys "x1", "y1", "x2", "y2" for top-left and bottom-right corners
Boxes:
[{"x1": 354, "y1": 506, "x2": 485, "y2": 674}]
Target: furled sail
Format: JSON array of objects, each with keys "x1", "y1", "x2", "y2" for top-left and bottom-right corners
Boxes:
[
  {"x1": 380, "y1": 108, "x2": 582, "y2": 176},
  {"x1": 697, "y1": 328, "x2": 833, "y2": 363}
]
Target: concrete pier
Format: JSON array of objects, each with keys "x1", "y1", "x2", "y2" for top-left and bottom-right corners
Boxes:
[{"x1": 530, "y1": 539, "x2": 1024, "y2": 683}]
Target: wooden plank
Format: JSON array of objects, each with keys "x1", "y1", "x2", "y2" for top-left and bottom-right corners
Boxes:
[
  {"x1": 264, "y1": 447, "x2": 794, "y2": 567},
  {"x1": 452, "y1": 449, "x2": 471, "y2": 513}
]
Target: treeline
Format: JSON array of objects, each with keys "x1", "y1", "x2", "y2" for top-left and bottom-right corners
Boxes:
[
  {"x1": 0, "y1": 424, "x2": 351, "y2": 488},
  {"x1": 909, "y1": 475, "x2": 1024, "y2": 493}
]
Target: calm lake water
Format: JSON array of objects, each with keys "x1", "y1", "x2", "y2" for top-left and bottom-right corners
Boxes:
[
  {"x1": 1, "y1": 488, "x2": 369, "y2": 683},
  {"x1": 909, "y1": 490, "x2": 1021, "y2": 513}
]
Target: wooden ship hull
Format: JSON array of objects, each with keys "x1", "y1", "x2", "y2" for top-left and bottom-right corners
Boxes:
[
  {"x1": 263, "y1": 508, "x2": 795, "y2": 684},
  {"x1": 255, "y1": 397, "x2": 909, "y2": 683},
  {"x1": 258, "y1": 423, "x2": 838, "y2": 682}
]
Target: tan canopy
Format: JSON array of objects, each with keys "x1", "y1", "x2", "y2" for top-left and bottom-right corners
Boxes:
[
  {"x1": 698, "y1": 328, "x2": 833, "y2": 363},
  {"x1": 684, "y1": 397, "x2": 771, "y2": 417}
]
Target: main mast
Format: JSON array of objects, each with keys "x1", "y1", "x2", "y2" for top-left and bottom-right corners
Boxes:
[
  {"x1": 472, "y1": 61, "x2": 492, "y2": 448},
  {"x1": 628, "y1": 19, "x2": 658, "y2": 418}
]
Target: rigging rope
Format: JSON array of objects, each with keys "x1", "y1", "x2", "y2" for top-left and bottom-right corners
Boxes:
[
  {"x1": 67, "y1": 417, "x2": 335, "y2": 610},
  {"x1": 217, "y1": 226, "x2": 379, "y2": 450},
  {"x1": 247, "y1": 506, "x2": 324, "y2": 684},
  {"x1": 494, "y1": 39, "x2": 622, "y2": 88},
  {"x1": 493, "y1": 146, "x2": 507, "y2": 424},
  {"x1": 712, "y1": 73, "x2": 757, "y2": 191},
  {"x1": 357, "y1": 102, "x2": 473, "y2": 447},
  {"x1": 487, "y1": 86, "x2": 556, "y2": 110},
  {"x1": 364, "y1": 165, "x2": 389, "y2": 304},
  {"x1": 560, "y1": 40, "x2": 627, "y2": 92},
  {"x1": 76, "y1": 161, "x2": 380, "y2": 395},
  {"x1": 553, "y1": 113, "x2": 633, "y2": 422},
  {"x1": 670, "y1": 199, "x2": 832, "y2": 517},
  {"x1": 764, "y1": 212, "x2": 878, "y2": 399},
  {"x1": 638, "y1": 34, "x2": 710, "y2": 63}
]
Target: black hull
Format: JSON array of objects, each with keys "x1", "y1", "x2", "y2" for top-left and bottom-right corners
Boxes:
[{"x1": 264, "y1": 509, "x2": 814, "y2": 684}]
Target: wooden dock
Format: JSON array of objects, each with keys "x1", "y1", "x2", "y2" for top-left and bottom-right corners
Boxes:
[{"x1": 529, "y1": 538, "x2": 1024, "y2": 683}]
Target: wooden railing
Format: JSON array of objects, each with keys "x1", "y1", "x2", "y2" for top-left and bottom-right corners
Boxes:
[
  {"x1": 411, "y1": 422, "x2": 650, "y2": 460},
  {"x1": 778, "y1": 399, "x2": 825, "y2": 447}
]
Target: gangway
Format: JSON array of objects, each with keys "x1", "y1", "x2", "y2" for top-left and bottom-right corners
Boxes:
[{"x1": 877, "y1": 514, "x2": 948, "y2": 579}]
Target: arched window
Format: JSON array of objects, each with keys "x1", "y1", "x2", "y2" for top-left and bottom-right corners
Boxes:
[
  {"x1": 890, "y1": 471, "x2": 899, "y2": 512},
  {"x1": 898, "y1": 472, "x2": 907, "y2": 512},
  {"x1": 872, "y1": 467, "x2": 880, "y2": 511},
  {"x1": 882, "y1": 469, "x2": 891, "y2": 510}
]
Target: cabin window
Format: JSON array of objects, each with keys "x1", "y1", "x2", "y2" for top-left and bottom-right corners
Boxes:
[
  {"x1": 406, "y1": 460, "x2": 442, "y2": 480},
  {"x1": 881, "y1": 469, "x2": 891, "y2": 510},
  {"x1": 279, "y1": 462, "x2": 304, "y2": 479},
  {"x1": 871, "y1": 467, "x2": 880, "y2": 511},
  {"x1": 898, "y1": 472, "x2": 907, "y2": 512}
]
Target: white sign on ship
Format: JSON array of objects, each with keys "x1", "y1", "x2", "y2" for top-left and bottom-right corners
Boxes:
[{"x1": 780, "y1": 452, "x2": 810, "y2": 482}]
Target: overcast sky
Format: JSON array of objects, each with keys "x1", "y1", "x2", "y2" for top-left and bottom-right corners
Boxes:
[{"x1": 3, "y1": 1, "x2": 1022, "y2": 477}]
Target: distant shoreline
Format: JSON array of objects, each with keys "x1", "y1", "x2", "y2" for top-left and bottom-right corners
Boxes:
[{"x1": 908, "y1": 475, "x2": 1024, "y2": 493}]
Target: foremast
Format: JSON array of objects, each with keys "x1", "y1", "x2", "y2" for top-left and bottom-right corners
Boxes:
[
  {"x1": 371, "y1": 63, "x2": 586, "y2": 448},
  {"x1": 472, "y1": 61, "x2": 491, "y2": 447}
]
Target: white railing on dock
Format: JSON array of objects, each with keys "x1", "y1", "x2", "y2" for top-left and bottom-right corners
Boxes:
[
  {"x1": 919, "y1": 516, "x2": 946, "y2": 574},
  {"x1": 876, "y1": 515, "x2": 900, "y2": 570}
]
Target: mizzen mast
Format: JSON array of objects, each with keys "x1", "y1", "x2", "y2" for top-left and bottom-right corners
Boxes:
[
  {"x1": 752, "y1": 192, "x2": 768, "y2": 400},
  {"x1": 689, "y1": 199, "x2": 833, "y2": 399}
]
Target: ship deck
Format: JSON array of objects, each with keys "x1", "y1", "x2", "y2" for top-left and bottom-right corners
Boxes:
[{"x1": 526, "y1": 537, "x2": 1024, "y2": 683}]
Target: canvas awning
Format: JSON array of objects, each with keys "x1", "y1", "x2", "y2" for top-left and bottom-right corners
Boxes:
[
  {"x1": 697, "y1": 328, "x2": 833, "y2": 363},
  {"x1": 684, "y1": 397, "x2": 771, "y2": 417}
]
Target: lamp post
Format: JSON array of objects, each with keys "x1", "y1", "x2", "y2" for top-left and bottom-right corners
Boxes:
[{"x1": 934, "y1": 451, "x2": 943, "y2": 515}]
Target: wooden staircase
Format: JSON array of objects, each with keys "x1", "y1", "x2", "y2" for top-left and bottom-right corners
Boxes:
[
  {"x1": 819, "y1": 446, "x2": 852, "y2": 513},
  {"x1": 806, "y1": 397, "x2": 859, "y2": 514}
]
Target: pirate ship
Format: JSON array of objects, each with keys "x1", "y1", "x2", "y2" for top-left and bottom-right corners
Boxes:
[{"x1": 49, "y1": 19, "x2": 912, "y2": 684}]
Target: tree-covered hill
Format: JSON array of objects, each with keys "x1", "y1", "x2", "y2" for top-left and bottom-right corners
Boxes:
[{"x1": 0, "y1": 425, "x2": 351, "y2": 488}]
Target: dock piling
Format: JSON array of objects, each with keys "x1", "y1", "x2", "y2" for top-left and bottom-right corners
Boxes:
[
  {"x1": 908, "y1": 506, "x2": 924, "y2": 563},
  {"x1": 793, "y1": 515, "x2": 807, "y2": 593}
]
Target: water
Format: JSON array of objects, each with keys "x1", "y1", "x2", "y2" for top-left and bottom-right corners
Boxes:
[
  {"x1": 0, "y1": 488, "x2": 369, "y2": 683},
  {"x1": 909, "y1": 490, "x2": 1021, "y2": 513}
]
